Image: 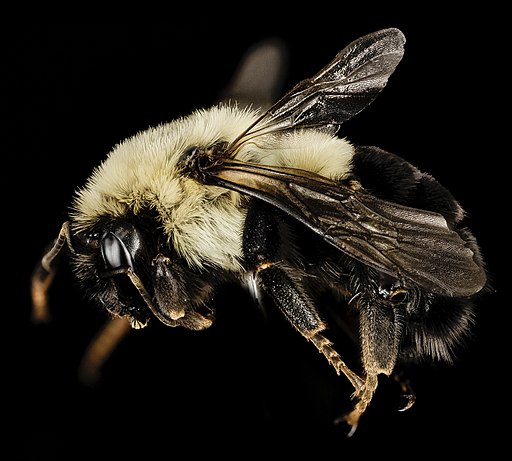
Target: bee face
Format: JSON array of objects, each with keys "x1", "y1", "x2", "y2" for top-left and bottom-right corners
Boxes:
[
  {"x1": 69, "y1": 215, "x2": 221, "y2": 330},
  {"x1": 68, "y1": 219, "x2": 153, "y2": 328}
]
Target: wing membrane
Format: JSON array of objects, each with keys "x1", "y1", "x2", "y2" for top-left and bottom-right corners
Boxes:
[
  {"x1": 230, "y1": 28, "x2": 406, "y2": 146},
  {"x1": 207, "y1": 161, "x2": 486, "y2": 297}
]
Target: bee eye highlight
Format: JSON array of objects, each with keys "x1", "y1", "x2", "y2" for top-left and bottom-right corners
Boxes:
[{"x1": 101, "y1": 232, "x2": 134, "y2": 271}]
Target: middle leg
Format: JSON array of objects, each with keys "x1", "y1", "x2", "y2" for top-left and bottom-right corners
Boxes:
[{"x1": 242, "y1": 201, "x2": 364, "y2": 393}]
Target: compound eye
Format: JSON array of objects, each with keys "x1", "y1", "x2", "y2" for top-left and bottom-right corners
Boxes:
[{"x1": 101, "y1": 232, "x2": 134, "y2": 271}]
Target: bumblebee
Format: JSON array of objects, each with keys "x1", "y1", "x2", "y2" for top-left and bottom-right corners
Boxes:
[{"x1": 31, "y1": 28, "x2": 487, "y2": 435}]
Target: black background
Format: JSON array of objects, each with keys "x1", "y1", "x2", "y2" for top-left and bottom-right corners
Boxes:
[{"x1": 6, "y1": 13, "x2": 505, "y2": 459}]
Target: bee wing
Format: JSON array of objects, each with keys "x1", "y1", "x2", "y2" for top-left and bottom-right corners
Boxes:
[
  {"x1": 217, "y1": 37, "x2": 288, "y2": 112},
  {"x1": 231, "y1": 28, "x2": 405, "y2": 145},
  {"x1": 207, "y1": 161, "x2": 486, "y2": 297}
]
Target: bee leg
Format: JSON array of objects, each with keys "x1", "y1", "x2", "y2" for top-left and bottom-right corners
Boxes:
[
  {"x1": 30, "y1": 221, "x2": 73, "y2": 322},
  {"x1": 335, "y1": 373, "x2": 379, "y2": 436},
  {"x1": 338, "y1": 281, "x2": 408, "y2": 435},
  {"x1": 243, "y1": 203, "x2": 365, "y2": 392},
  {"x1": 308, "y1": 331, "x2": 365, "y2": 392},
  {"x1": 77, "y1": 316, "x2": 132, "y2": 386},
  {"x1": 393, "y1": 371, "x2": 416, "y2": 412},
  {"x1": 31, "y1": 259, "x2": 57, "y2": 323},
  {"x1": 254, "y1": 262, "x2": 365, "y2": 393}
]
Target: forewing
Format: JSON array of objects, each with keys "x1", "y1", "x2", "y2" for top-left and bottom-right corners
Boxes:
[
  {"x1": 207, "y1": 161, "x2": 486, "y2": 297},
  {"x1": 230, "y1": 28, "x2": 406, "y2": 145}
]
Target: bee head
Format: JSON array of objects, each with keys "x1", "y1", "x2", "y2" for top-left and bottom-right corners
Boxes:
[{"x1": 69, "y1": 217, "x2": 217, "y2": 330}]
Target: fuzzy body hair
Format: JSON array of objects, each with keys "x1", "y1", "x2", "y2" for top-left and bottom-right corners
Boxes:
[
  {"x1": 30, "y1": 29, "x2": 488, "y2": 436},
  {"x1": 71, "y1": 104, "x2": 354, "y2": 271}
]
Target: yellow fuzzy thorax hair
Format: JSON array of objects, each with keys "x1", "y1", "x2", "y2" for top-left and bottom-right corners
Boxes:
[{"x1": 71, "y1": 104, "x2": 354, "y2": 271}]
